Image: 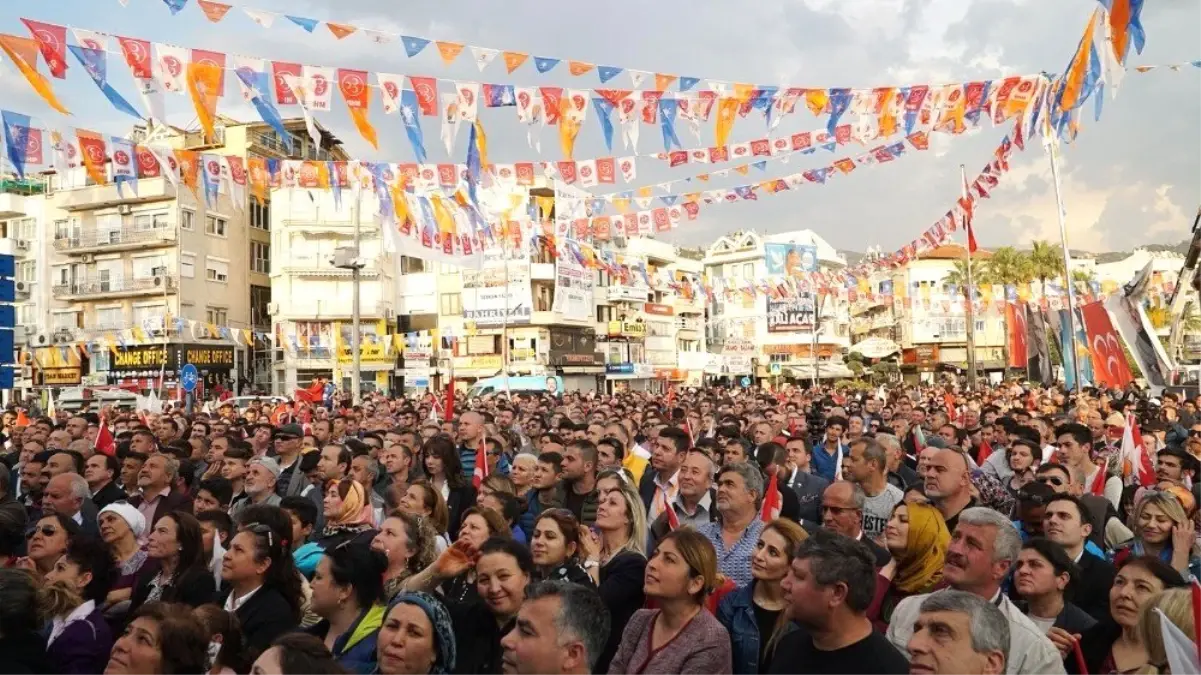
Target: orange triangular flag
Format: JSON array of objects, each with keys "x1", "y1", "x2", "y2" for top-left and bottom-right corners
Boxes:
[
  {"x1": 326, "y1": 22, "x2": 357, "y2": 40},
  {"x1": 805, "y1": 89, "x2": 829, "y2": 116},
  {"x1": 655, "y1": 73, "x2": 678, "y2": 91},
  {"x1": 503, "y1": 51, "x2": 528, "y2": 73},
  {"x1": 187, "y1": 61, "x2": 222, "y2": 140},
  {"x1": 714, "y1": 97, "x2": 739, "y2": 147},
  {"x1": 0, "y1": 34, "x2": 70, "y2": 114},
  {"x1": 176, "y1": 149, "x2": 200, "y2": 197},
  {"x1": 15, "y1": 410, "x2": 29, "y2": 426},
  {"x1": 558, "y1": 98, "x2": 581, "y2": 159},
  {"x1": 436, "y1": 41, "x2": 464, "y2": 65},
  {"x1": 197, "y1": 0, "x2": 232, "y2": 23},
  {"x1": 568, "y1": 61, "x2": 595, "y2": 76},
  {"x1": 734, "y1": 165, "x2": 748, "y2": 175}
]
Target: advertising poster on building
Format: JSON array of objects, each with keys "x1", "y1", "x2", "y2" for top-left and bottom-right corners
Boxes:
[
  {"x1": 764, "y1": 243, "x2": 819, "y2": 277},
  {"x1": 401, "y1": 333, "x2": 434, "y2": 391},
  {"x1": 767, "y1": 294, "x2": 816, "y2": 332},
  {"x1": 463, "y1": 247, "x2": 533, "y2": 325},
  {"x1": 553, "y1": 240, "x2": 595, "y2": 321}
]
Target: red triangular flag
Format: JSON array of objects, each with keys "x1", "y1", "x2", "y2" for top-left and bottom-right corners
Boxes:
[
  {"x1": 663, "y1": 491, "x2": 680, "y2": 531},
  {"x1": 444, "y1": 376, "x2": 455, "y2": 422},
  {"x1": 962, "y1": 171, "x2": 978, "y2": 253},
  {"x1": 472, "y1": 436, "x2": 489, "y2": 489},
  {"x1": 760, "y1": 470, "x2": 782, "y2": 522},
  {"x1": 976, "y1": 439, "x2": 993, "y2": 466},
  {"x1": 94, "y1": 421, "x2": 115, "y2": 457},
  {"x1": 1089, "y1": 455, "x2": 1110, "y2": 496}
]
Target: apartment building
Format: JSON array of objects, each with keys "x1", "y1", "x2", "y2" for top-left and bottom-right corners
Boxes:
[
  {"x1": 703, "y1": 229, "x2": 852, "y2": 384},
  {"x1": 0, "y1": 116, "x2": 344, "y2": 396},
  {"x1": 269, "y1": 188, "x2": 398, "y2": 395}
]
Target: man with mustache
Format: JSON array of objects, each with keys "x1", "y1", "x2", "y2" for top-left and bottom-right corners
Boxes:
[{"x1": 886, "y1": 508, "x2": 1065, "y2": 675}]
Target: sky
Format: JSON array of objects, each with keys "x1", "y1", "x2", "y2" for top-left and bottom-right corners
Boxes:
[{"x1": 1, "y1": 0, "x2": 1197, "y2": 254}]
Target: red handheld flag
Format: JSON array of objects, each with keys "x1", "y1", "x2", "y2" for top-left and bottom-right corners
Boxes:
[
  {"x1": 760, "y1": 470, "x2": 782, "y2": 523},
  {"x1": 663, "y1": 491, "x2": 680, "y2": 531},
  {"x1": 472, "y1": 437, "x2": 489, "y2": 489},
  {"x1": 94, "y1": 421, "x2": 116, "y2": 457},
  {"x1": 444, "y1": 376, "x2": 455, "y2": 422},
  {"x1": 976, "y1": 439, "x2": 993, "y2": 466},
  {"x1": 1089, "y1": 455, "x2": 1109, "y2": 497}
]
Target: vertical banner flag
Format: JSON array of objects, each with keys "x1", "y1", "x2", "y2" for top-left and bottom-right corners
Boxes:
[
  {"x1": 1, "y1": 111, "x2": 35, "y2": 179},
  {"x1": 118, "y1": 37, "x2": 166, "y2": 122},
  {"x1": 19, "y1": 19, "x2": 68, "y2": 79},
  {"x1": 1005, "y1": 302, "x2": 1029, "y2": 368},
  {"x1": 235, "y1": 67, "x2": 288, "y2": 140},
  {"x1": 187, "y1": 60, "x2": 223, "y2": 139},
  {"x1": 67, "y1": 44, "x2": 145, "y2": 120},
  {"x1": 337, "y1": 68, "x2": 378, "y2": 149},
  {"x1": 399, "y1": 88, "x2": 428, "y2": 163},
  {"x1": 109, "y1": 136, "x2": 137, "y2": 197},
  {"x1": 1080, "y1": 301, "x2": 1135, "y2": 389},
  {"x1": 76, "y1": 130, "x2": 108, "y2": 185}
]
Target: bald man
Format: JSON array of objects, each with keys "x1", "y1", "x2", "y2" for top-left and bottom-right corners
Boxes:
[
  {"x1": 922, "y1": 448, "x2": 976, "y2": 532},
  {"x1": 457, "y1": 411, "x2": 487, "y2": 482}
]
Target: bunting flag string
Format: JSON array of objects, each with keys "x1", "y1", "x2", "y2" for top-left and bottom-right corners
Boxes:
[
  {"x1": 113, "y1": 0, "x2": 1055, "y2": 96},
  {"x1": 11, "y1": 18, "x2": 1062, "y2": 160}
]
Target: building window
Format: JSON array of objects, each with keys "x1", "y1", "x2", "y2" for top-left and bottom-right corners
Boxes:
[
  {"x1": 181, "y1": 209, "x2": 195, "y2": 230},
  {"x1": 251, "y1": 242, "x2": 270, "y2": 274},
  {"x1": 16, "y1": 260, "x2": 35, "y2": 282},
  {"x1": 205, "y1": 215, "x2": 227, "y2": 237},
  {"x1": 206, "y1": 258, "x2": 229, "y2": 283},
  {"x1": 132, "y1": 304, "x2": 163, "y2": 328},
  {"x1": 180, "y1": 253, "x2": 196, "y2": 278},
  {"x1": 133, "y1": 212, "x2": 169, "y2": 231},
  {"x1": 17, "y1": 304, "x2": 36, "y2": 325},
  {"x1": 440, "y1": 293, "x2": 462, "y2": 315},
  {"x1": 132, "y1": 255, "x2": 168, "y2": 279},
  {"x1": 400, "y1": 256, "x2": 427, "y2": 273},
  {"x1": 249, "y1": 199, "x2": 270, "y2": 230},
  {"x1": 206, "y1": 307, "x2": 228, "y2": 325},
  {"x1": 250, "y1": 285, "x2": 271, "y2": 327},
  {"x1": 95, "y1": 306, "x2": 124, "y2": 329}
]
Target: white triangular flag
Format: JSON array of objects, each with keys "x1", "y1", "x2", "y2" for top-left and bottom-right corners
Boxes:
[
  {"x1": 628, "y1": 69, "x2": 648, "y2": 89},
  {"x1": 1157, "y1": 607, "x2": 1200, "y2": 675},
  {"x1": 281, "y1": 74, "x2": 322, "y2": 150},
  {"x1": 440, "y1": 93, "x2": 461, "y2": 155},
  {"x1": 243, "y1": 8, "x2": 278, "y2": 28},
  {"x1": 470, "y1": 47, "x2": 498, "y2": 72}
]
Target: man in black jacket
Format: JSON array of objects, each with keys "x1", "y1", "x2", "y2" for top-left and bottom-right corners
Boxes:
[
  {"x1": 84, "y1": 454, "x2": 125, "y2": 511},
  {"x1": 1043, "y1": 494, "x2": 1115, "y2": 622}
]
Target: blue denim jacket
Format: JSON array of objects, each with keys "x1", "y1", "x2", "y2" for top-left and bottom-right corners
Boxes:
[{"x1": 715, "y1": 583, "x2": 796, "y2": 675}]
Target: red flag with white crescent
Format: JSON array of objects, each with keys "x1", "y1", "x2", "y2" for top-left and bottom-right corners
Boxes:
[{"x1": 760, "y1": 470, "x2": 782, "y2": 522}]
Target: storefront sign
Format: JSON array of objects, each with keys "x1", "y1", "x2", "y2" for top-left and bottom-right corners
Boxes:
[
  {"x1": 607, "y1": 285, "x2": 649, "y2": 303},
  {"x1": 109, "y1": 343, "x2": 236, "y2": 374},
  {"x1": 40, "y1": 367, "x2": 82, "y2": 386},
  {"x1": 606, "y1": 320, "x2": 646, "y2": 338},
  {"x1": 182, "y1": 346, "x2": 235, "y2": 368},
  {"x1": 549, "y1": 329, "x2": 602, "y2": 367},
  {"x1": 605, "y1": 363, "x2": 634, "y2": 375},
  {"x1": 643, "y1": 303, "x2": 674, "y2": 316},
  {"x1": 111, "y1": 345, "x2": 171, "y2": 371},
  {"x1": 767, "y1": 295, "x2": 816, "y2": 333},
  {"x1": 453, "y1": 355, "x2": 503, "y2": 372}
]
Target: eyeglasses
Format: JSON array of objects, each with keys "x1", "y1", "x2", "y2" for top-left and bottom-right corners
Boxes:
[
  {"x1": 1036, "y1": 476, "x2": 1065, "y2": 487},
  {"x1": 1189, "y1": 430, "x2": 1201, "y2": 438},
  {"x1": 27, "y1": 525, "x2": 57, "y2": 539}
]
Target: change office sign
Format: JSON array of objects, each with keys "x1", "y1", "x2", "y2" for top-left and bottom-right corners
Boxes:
[
  {"x1": 767, "y1": 294, "x2": 816, "y2": 333},
  {"x1": 462, "y1": 249, "x2": 533, "y2": 325}
]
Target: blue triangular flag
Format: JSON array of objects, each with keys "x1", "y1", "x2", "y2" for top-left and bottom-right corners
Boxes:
[
  {"x1": 67, "y1": 45, "x2": 144, "y2": 121},
  {"x1": 236, "y1": 68, "x2": 289, "y2": 141},
  {"x1": 826, "y1": 87, "x2": 853, "y2": 134},
  {"x1": 592, "y1": 98, "x2": 616, "y2": 152},
  {"x1": 1, "y1": 111, "x2": 33, "y2": 179},
  {"x1": 534, "y1": 57, "x2": 561, "y2": 73},
  {"x1": 660, "y1": 195, "x2": 678, "y2": 207},
  {"x1": 678, "y1": 77, "x2": 700, "y2": 92},
  {"x1": 821, "y1": 141, "x2": 837, "y2": 153},
  {"x1": 399, "y1": 89, "x2": 428, "y2": 164},
  {"x1": 161, "y1": 0, "x2": 188, "y2": 14},
  {"x1": 752, "y1": 161, "x2": 767, "y2": 171},
  {"x1": 402, "y1": 36, "x2": 431, "y2": 57},
  {"x1": 658, "y1": 98, "x2": 682, "y2": 151},
  {"x1": 285, "y1": 15, "x2": 320, "y2": 32},
  {"x1": 597, "y1": 66, "x2": 623, "y2": 83}
]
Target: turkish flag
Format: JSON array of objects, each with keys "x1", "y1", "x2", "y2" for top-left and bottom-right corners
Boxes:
[
  {"x1": 1006, "y1": 302, "x2": 1029, "y2": 368},
  {"x1": 1080, "y1": 302, "x2": 1134, "y2": 389}
]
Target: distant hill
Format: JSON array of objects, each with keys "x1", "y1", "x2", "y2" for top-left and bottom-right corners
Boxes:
[{"x1": 838, "y1": 238, "x2": 1192, "y2": 267}]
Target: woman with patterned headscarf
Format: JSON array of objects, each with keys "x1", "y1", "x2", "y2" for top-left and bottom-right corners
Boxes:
[
  {"x1": 295, "y1": 479, "x2": 379, "y2": 578},
  {"x1": 868, "y1": 501, "x2": 950, "y2": 631},
  {"x1": 375, "y1": 591, "x2": 456, "y2": 675}
]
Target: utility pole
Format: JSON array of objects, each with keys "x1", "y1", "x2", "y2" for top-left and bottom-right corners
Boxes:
[
  {"x1": 1048, "y1": 137, "x2": 1082, "y2": 393},
  {"x1": 962, "y1": 165, "x2": 979, "y2": 392},
  {"x1": 334, "y1": 186, "x2": 364, "y2": 404}
]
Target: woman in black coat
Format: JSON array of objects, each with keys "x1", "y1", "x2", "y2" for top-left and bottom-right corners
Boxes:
[
  {"x1": 129, "y1": 512, "x2": 215, "y2": 614},
  {"x1": 422, "y1": 435, "x2": 476, "y2": 539},
  {"x1": 220, "y1": 522, "x2": 305, "y2": 657}
]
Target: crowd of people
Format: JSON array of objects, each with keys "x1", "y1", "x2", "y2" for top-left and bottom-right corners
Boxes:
[{"x1": 0, "y1": 380, "x2": 1199, "y2": 674}]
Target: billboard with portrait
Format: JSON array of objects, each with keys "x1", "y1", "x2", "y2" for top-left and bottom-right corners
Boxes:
[{"x1": 764, "y1": 243, "x2": 819, "y2": 277}]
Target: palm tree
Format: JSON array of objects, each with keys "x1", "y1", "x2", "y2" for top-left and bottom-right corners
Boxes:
[
  {"x1": 941, "y1": 257, "x2": 989, "y2": 301},
  {"x1": 988, "y1": 247, "x2": 1035, "y2": 287},
  {"x1": 1029, "y1": 240, "x2": 1064, "y2": 298}
]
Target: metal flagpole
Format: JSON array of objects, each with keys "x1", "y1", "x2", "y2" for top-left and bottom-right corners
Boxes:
[
  {"x1": 351, "y1": 185, "x2": 362, "y2": 404},
  {"x1": 962, "y1": 165, "x2": 979, "y2": 392},
  {"x1": 501, "y1": 250, "x2": 511, "y2": 397},
  {"x1": 1047, "y1": 136, "x2": 1082, "y2": 393}
]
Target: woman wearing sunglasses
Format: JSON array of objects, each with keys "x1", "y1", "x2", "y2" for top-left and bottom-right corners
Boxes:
[{"x1": 21, "y1": 513, "x2": 80, "y2": 578}]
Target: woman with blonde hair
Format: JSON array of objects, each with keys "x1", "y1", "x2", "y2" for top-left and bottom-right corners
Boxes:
[
  {"x1": 868, "y1": 500, "x2": 951, "y2": 630},
  {"x1": 610, "y1": 528, "x2": 732, "y2": 674},
  {"x1": 579, "y1": 482, "x2": 648, "y2": 673},
  {"x1": 372, "y1": 511, "x2": 437, "y2": 601},
  {"x1": 716, "y1": 519, "x2": 807, "y2": 674},
  {"x1": 1115, "y1": 491, "x2": 1200, "y2": 581},
  {"x1": 1138, "y1": 588, "x2": 1197, "y2": 674}
]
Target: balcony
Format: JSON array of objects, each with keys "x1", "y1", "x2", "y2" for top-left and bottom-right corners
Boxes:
[
  {"x1": 677, "y1": 316, "x2": 702, "y2": 339},
  {"x1": 530, "y1": 262, "x2": 555, "y2": 281},
  {"x1": 0, "y1": 192, "x2": 28, "y2": 219},
  {"x1": 54, "y1": 226, "x2": 176, "y2": 254},
  {"x1": 624, "y1": 237, "x2": 676, "y2": 263},
  {"x1": 673, "y1": 294, "x2": 705, "y2": 315},
  {"x1": 55, "y1": 177, "x2": 176, "y2": 212},
  {"x1": 279, "y1": 255, "x2": 385, "y2": 278},
  {"x1": 53, "y1": 274, "x2": 177, "y2": 301},
  {"x1": 250, "y1": 132, "x2": 294, "y2": 156}
]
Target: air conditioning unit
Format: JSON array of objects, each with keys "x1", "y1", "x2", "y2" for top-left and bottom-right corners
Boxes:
[
  {"x1": 117, "y1": 205, "x2": 133, "y2": 216},
  {"x1": 53, "y1": 330, "x2": 73, "y2": 344},
  {"x1": 267, "y1": 302, "x2": 280, "y2": 315},
  {"x1": 23, "y1": 325, "x2": 36, "y2": 336},
  {"x1": 14, "y1": 240, "x2": 29, "y2": 252},
  {"x1": 80, "y1": 253, "x2": 95, "y2": 264},
  {"x1": 383, "y1": 309, "x2": 395, "y2": 321},
  {"x1": 13, "y1": 281, "x2": 30, "y2": 295},
  {"x1": 153, "y1": 274, "x2": 172, "y2": 288},
  {"x1": 31, "y1": 333, "x2": 50, "y2": 347}
]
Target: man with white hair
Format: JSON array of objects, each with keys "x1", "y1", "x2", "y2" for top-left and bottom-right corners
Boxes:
[
  {"x1": 42, "y1": 472, "x2": 98, "y2": 535},
  {"x1": 907, "y1": 590, "x2": 1010, "y2": 675},
  {"x1": 887, "y1": 508, "x2": 1064, "y2": 674}
]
